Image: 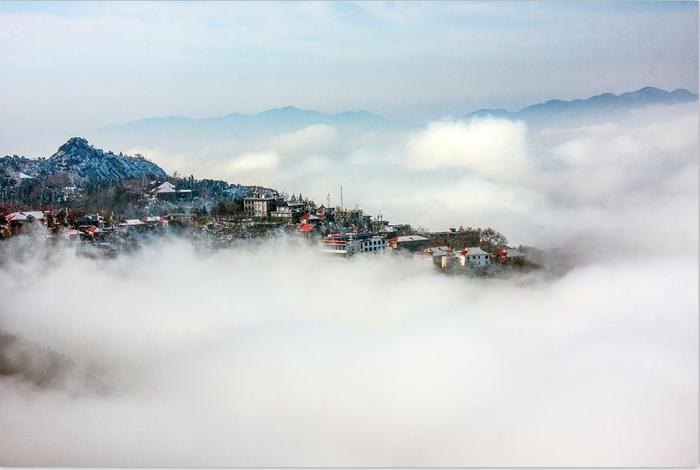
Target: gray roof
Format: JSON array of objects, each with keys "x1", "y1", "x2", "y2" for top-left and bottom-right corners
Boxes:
[{"x1": 396, "y1": 235, "x2": 429, "y2": 242}]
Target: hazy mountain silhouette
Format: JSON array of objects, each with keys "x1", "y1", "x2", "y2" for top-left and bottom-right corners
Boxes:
[{"x1": 464, "y1": 87, "x2": 697, "y2": 127}]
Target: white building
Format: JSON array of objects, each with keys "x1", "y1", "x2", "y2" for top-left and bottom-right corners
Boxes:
[
  {"x1": 321, "y1": 233, "x2": 359, "y2": 256},
  {"x1": 321, "y1": 233, "x2": 386, "y2": 257},
  {"x1": 458, "y1": 246, "x2": 491, "y2": 267}
]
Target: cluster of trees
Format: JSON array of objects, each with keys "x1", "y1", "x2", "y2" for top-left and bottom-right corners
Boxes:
[
  {"x1": 0, "y1": 172, "x2": 150, "y2": 212},
  {"x1": 475, "y1": 227, "x2": 508, "y2": 252},
  {"x1": 209, "y1": 200, "x2": 245, "y2": 218},
  {"x1": 0, "y1": 171, "x2": 255, "y2": 217},
  {"x1": 0, "y1": 174, "x2": 54, "y2": 206},
  {"x1": 173, "y1": 175, "x2": 249, "y2": 200},
  {"x1": 409, "y1": 225, "x2": 509, "y2": 253},
  {"x1": 80, "y1": 178, "x2": 150, "y2": 213}
]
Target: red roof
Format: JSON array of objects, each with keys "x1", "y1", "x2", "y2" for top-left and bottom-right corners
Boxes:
[
  {"x1": 301, "y1": 213, "x2": 310, "y2": 220},
  {"x1": 300, "y1": 223, "x2": 313, "y2": 232},
  {"x1": 323, "y1": 239, "x2": 348, "y2": 245}
]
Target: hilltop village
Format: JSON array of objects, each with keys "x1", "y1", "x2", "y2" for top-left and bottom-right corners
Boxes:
[
  {"x1": 0, "y1": 182, "x2": 536, "y2": 275},
  {"x1": 0, "y1": 138, "x2": 538, "y2": 275}
]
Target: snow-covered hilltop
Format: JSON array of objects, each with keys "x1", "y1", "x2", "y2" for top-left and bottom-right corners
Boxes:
[
  {"x1": 0, "y1": 137, "x2": 259, "y2": 210},
  {"x1": 1, "y1": 137, "x2": 167, "y2": 182}
]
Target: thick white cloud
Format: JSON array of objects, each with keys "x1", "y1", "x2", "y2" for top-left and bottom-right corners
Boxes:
[
  {"x1": 271, "y1": 124, "x2": 339, "y2": 157},
  {"x1": 225, "y1": 151, "x2": 279, "y2": 173},
  {"x1": 543, "y1": 112, "x2": 699, "y2": 205},
  {"x1": 404, "y1": 119, "x2": 531, "y2": 183},
  {"x1": 0, "y1": 237, "x2": 696, "y2": 466}
]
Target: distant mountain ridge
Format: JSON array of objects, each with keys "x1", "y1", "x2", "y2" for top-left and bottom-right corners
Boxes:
[
  {"x1": 90, "y1": 106, "x2": 389, "y2": 148},
  {"x1": 88, "y1": 87, "x2": 697, "y2": 150},
  {"x1": 114, "y1": 105, "x2": 386, "y2": 127},
  {"x1": 1, "y1": 137, "x2": 167, "y2": 182},
  {"x1": 463, "y1": 87, "x2": 698, "y2": 124}
]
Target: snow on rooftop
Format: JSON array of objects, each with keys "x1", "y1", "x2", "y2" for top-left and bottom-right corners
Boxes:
[
  {"x1": 396, "y1": 235, "x2": 429, "y2": 242},
  {"x1": 156, "y1": 182, "x2": 176, "y2": 193},
  {"x1": 5, "y1": 211, "x2": 45, "y2": 221},
  {"x1": 124, "y1": 219, "x2": 145, "y2": 225}
]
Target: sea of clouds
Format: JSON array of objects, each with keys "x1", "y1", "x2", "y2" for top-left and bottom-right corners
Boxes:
[
  {"x1": 127, "y1": 103, "x2": 698, "y2": 247},
  {"x1": 0, "y1": 103, "x2": 697, "y2": 466}
]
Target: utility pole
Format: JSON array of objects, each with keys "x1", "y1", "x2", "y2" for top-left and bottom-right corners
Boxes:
[
  {"x1": 340, "y1": 185, "x2": 343, "y2": 209},
  {"x1": 326, "y1": 193, "x2": 330, "y2": 208}
]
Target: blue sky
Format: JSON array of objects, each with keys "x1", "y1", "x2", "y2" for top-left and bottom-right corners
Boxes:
[{"x1": 0, "y1": 1, "x2": 697, "y2": 154}]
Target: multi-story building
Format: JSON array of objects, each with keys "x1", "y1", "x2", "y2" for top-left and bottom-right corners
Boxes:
[
  {"x1": 458, "y1": 246, "x2": 491, "y2": 267},
  {"x1": 270, "y1": 205, "x2": 294, "y2": 223},
  {"x1": 321, "y1": 233, "x2": 387, "y2": 257},
  {"x1": 359, "y1": 235, "x2": 387, "y2": 253},
  {"x1": 388, "y1": 235, "x2": 430, "y2": 252},
  {"x1": 243, "y1": 197, "x2": 276, "y2": 218},
  {"x1": 270, "y1": 201, "x2": 305, "y2": 223}
]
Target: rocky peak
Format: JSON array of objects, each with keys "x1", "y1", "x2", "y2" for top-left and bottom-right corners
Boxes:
[
  {"x1": 58, "y1": 136, "x2": 90, "y2": 151},
  {"x1": 45, "y1": 137, "x2": 167, "y2": 181},
  {"x1": 51, "y1": 137, "x2": 101, "y2": 161}
]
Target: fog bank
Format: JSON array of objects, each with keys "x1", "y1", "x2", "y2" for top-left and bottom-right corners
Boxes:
[{"x1": 0, "y1": 236, "x2": 696, "y2": 466}]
